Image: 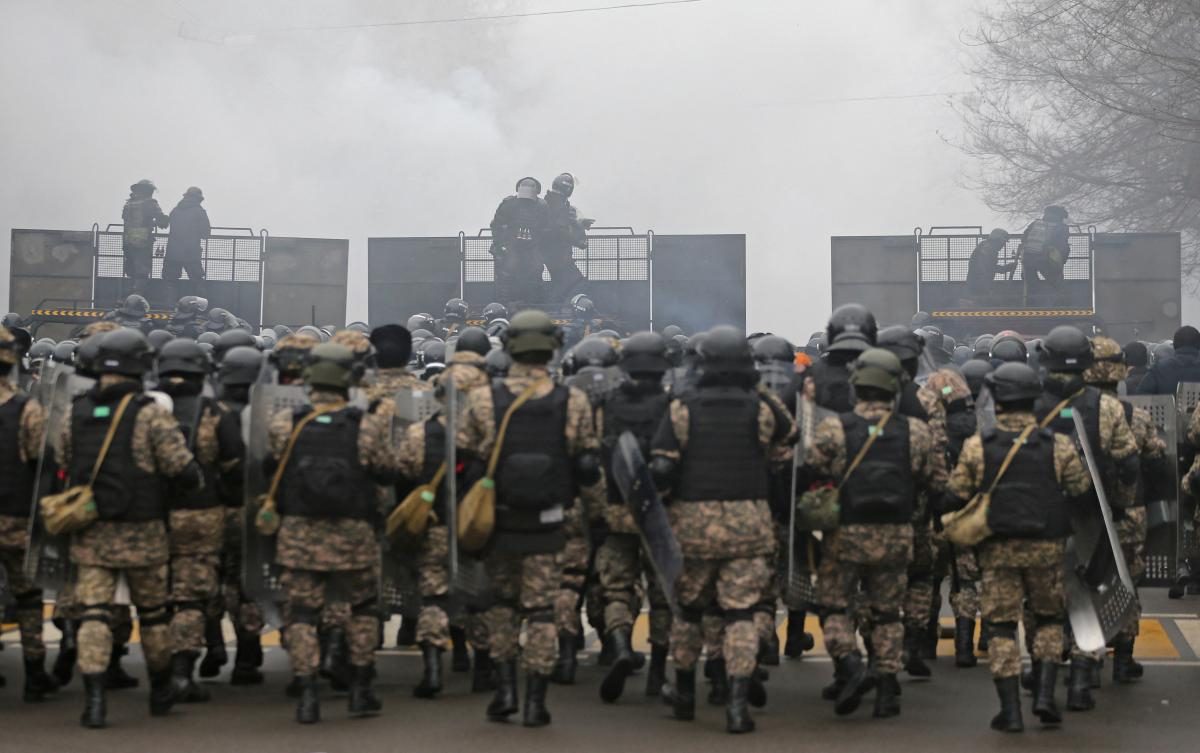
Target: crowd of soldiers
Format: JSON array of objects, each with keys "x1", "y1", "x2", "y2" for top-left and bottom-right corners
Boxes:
[{"x1": 0, "y1": 294, "x2": 1192, "y2": 737}]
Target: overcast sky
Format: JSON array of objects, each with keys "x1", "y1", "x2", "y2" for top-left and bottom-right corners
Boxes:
[{"x1": 0, "y1": 0, "x2": 1016, "y2": 340}]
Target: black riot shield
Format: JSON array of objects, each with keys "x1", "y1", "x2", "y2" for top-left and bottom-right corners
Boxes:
[
  {"x1": 786, "y1": 396, "x2": 832, "y2": 607},
  {"x1": 1066, "y1": 411, "x2": 1138, "y2": 651},
  {"x1": 379, "y1": 384, "x2": 438, "y2": 617},
  {"x1": 611, "y1": 430, "x2": 683, "y2": 609},
  {"x1": 1124, "y1": 394, "x2": 1179, "y2": 586},
  {"x1": 1175, "y1": 382, "x2": 1200, "y2": 578},
  {"x1": 442, "y1": 380, "x2": 490, "y2": 606},
  {"x1": 567, "y1": 366, "x2": 626, "y2": 405},
  {"x1": 24, "y1": 368, "x2": 93, "y2": 591},
  {"x1": 242, "y1": 383, "x2": 308, "y2": 609}
]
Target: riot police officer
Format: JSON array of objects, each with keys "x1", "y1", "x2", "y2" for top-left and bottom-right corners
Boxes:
[
  {"x1": 542, "y1": 172, "x2": 589, "y2": 302},
  {"x1": 1018, "y1": 206, "x2": 1070, "y2": 301},
  {"x1": 490, "y1": 178, "x2": 549, "y2": 304},
  {"x1": 810, "y1": 304, "x2": 877, "y2": 413},
  {"x1": 122, "y1": 180, "x2": 169, "y2": 294},
  {"x1": 456, "y1": 309, "x2": 601, "y2": 727}
]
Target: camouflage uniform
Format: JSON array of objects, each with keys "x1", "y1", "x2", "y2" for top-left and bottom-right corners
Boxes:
[
  {"x1": 121, "y1": 193, "x2": 169, "y2": 285},
  {"x1": 901, "y1": 385, "x2": 949, "y2": 659},
  {"x1": 945, "y1": 411, "x2": 1091, "y2": 679},
  {"x1": 213, "y1": 400, "x2": 263, "y2": 648},
  {"x1": 456, "y1": 362, "x2": 599, "y2": 676},
  {"x1": 268, "y1": 389, "x2": 398, "y2": 677},
  {"x1": 54, "y1": 376, "x2": 197, "y2": 679},
  {"x1": 806, "y1": 400, "x2": 946, "y2": 676}
]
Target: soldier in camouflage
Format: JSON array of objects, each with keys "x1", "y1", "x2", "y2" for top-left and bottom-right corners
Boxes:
[
  {"x1": 650, "y1": 325, "x2": 796, "y2": 734},
  {"x1": 0, "y1": 325, "x2": 59, "y2": 701},
  {"x1": 1084, "y1": 336, "x2": 1167, "y2": 683},
  {"x1": 268, "y1": 343, "x2": 400, "y2": 724},
  {"x1": 54, "y1": 328, "x2": 204, "y2": 728},
  {"x1": 1033, "y1": 325, "x2": 1138, "y2": 711},
  {"x1": 804, "y1": 348, "x2": 946, "y2": 720},
  {"x1": 942, "y1": 361, "x2": 1091, "y2": 732},
  {"x1": 121, "y1": 180, "x2": 169, "y2": 294},
  {"x1": 456, "y1": 310, "x2": 601, "y2": 727}
]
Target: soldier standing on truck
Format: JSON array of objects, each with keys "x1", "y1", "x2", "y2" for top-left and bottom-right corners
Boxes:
[
  {"x1": 122, "y1": 180, "x2": 170, "y2": 295},
  {"x1": 966, "y1": 229, "x2": 1015, "y2": 303},
  {"x1": 1017, "y1": 206, "x2": 1070, "y2": 303}
]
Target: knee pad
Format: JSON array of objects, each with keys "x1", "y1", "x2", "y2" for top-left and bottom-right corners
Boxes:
[
  {"x1": 752, "y1": 601, "x2": 775, "y2": 617},
  {"x1": 986, "y1": 621, "x2": 1018, "y2": 641},
  {"x1": 351, "y1": 598, "x2": 380, "y2": 619},
  {"x1": 138, "y1": 604, "x2": 172, "y2": 628},
  {"x1": 1032, "y1": 614, "x2": 1065, "y2": 629},
  {"x1": 723, "y1": 607, "x2": 755, "y2": 625},
  {"x1": 290, "y1": 605, "x2": 321, "y2": 627},
  {"x1": 525, "y1": 608, "x2": 555, "y2": 625},
  {"x1": 80, "y1": 605, "x2": 113, "y2": 626},
  {"x1": 173, "y1": 599, "x2": 206, "y2": 614},
  {"x1": 870, "y1": 610, "x2": 902, "y2": 626}
]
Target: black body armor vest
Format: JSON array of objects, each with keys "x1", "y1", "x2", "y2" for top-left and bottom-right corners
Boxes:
[
  {"x1": 69, "y1": 390, "x2": 162, "y2": 522},
  {"x1": 277, "y1": 406, "x2": 374, "y2": 520},
  {"x1": 491, "y1": 383, "x2": 573, "y2": 537},
  {"x1": 838, "y1": 413, "x2": 915, "y2": 525},
  {"x1": 676, "y1": 386, "x2": 768, "y2": 502},
  {"x1": 170, "y1": 394, "x2": 220, "y2": 510},
  {"x1": 981, "y1": 427, "x2": 1069, "y2": 539},
  {"x1": 0, "y1": 395, "x2": 35, "y2": 517}
]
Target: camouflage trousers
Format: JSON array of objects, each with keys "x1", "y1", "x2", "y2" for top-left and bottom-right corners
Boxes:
[
  {"x1": 281, "y1": 567, "x2": 379, "y2": 676},
  {"x1": 1117, "y1": 508, "x2": 1147, "y2": 641},
  {"x1": 213, "y1": 508, "x2": 263, "y2": 635},
  {"x1": 596, "y1": 533, "x2": 672, "y2": 645},
  {"x1": 0, "y1": 544, "x2": 47, "y2": 660},
  {"x1": 932, "y1": 537, "x2": 981, "y2": 620},
  {"x1": 170, "y1": 551, "x2": 220, "y2": 654},
  {"x1": 75, "y1": 564, "x2": 172, "y2": 675},
  {"x1": 555, "y1": 506, "x2": 603, "y2": 637},
  {"x1": 416, "y1": 525, "x2": 451, "y2": 650},
  {"x1": 817, "y1": 524, "x2": 912, "y2": 674},
  {"x1": 903, "y1": 519, "x2": 935, "y2": 632},
  {"x1": 670, "y1": 556, "x2": 769, "y2": 678},
  {"x1": 978, "y1": 539, "x2": 1066, "y2": 679},
  {"x1": 54, "y1": 580, "x2": 134, "y2": 647},
  {"x1": 484, "y1": 551, "x2": 561, "y2": 676}
]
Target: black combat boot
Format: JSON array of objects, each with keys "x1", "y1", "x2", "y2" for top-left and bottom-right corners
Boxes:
[
  {"x1": 748, "y1": 670, "x2": 768, "y2": 708},
  {"x1": 1032, "y1": 660, "x2": 1061, "y2": 724},
  {"x1": 551, "y1": 632, "x2": 577, "y2": 685},
  {"x1": 759, "y1": 630, "x2": 781, "y2": 667},
  {"x1": 148, "y1": 668, "x2": 177, "y2": 716},
  {"x1": 170, "y1": 650, "x2": 211, "y2": 703},
  {"x1": 834, "y1": 652, "x2": 877, "y2": 716},
  {"x1": 664, "y1": 668, "x2": 695, "y2": 721},
  {"x1": 349, "y1": 664, "x2": 382, "y2": 716},
  {"x1": 954, "y1": 618, "x2": 978, "y2": 668},
  {"x1": 599, "y1": 627, "x2": 636, "y2": 703},
  {"x1": 413, "y1": 643, "x2": 443, "y2": 699},
  {"x1": 53, "y1": 618, "x2": 79, "y2": 687},
  {"x1": 645, "y1": 643, "x2": 668, "y2": 697},
  {"x1": 822, "y1": 660, "x2": 848, "y2": 701},
  {"x1": 522, "y1": 674, "x2": 552, "y2": 728},
  {"x1": 597, "y1": 631, "x2": 616, "y2": 667},
  {"x1": 1112, "y1": 637, "x2": 1143, "y2": 683},
  {"x1": 319, "y1": 627, "x2": 351, "y2": 691},
  {"x1": 198, "y1": 617, "x2": 228, "y2": 678},
  {"x1": 471, "y1": 648, "x2": 495, "y2": 693},
  {"x1": 1021, "y1": 663, "x2": 1036, "y2": 693},
  {"x1": 80, "y1": 672, "x2": 107, "y2": 729},
  {"x1": 784, "y1": 610, "x2": 815, "y2": 658},
  {"x1": 23, "y1": 655, "x2": 60, "y2": 702},
  {"x1": 903, "y1": 626, "x2": 932, "y2": 678},
  {"x1": 295, "y1": 675, "x2": 320, "y2": 724},
  {"x1": 395, "y1": 616, "x2": 417, "y2": 647},
  {"x1": 1088, "y1": 657, "x2": 1103, "y2": 689},
  {"x1": 706, "y1": 657, "x2": 729, "y2": 705},
  {"x1": 230, "y1": 633, "x2": 264, "y2": 685},
  {"x1": 104, "y1": 643, "x2": 140, "y2": 690},
  {"x1": 990, "y1": 676, "x2": 1024, "y2": 732},
  {"x1": 486, "y1": 659, "x2": 519, "y2": 721},
  {"x1": 450, "y1": 626, "x2": 471, "y2": 673},
  {"x1": 726, "y1": 676, "x2": 756, "y2": 734},
  {"x1": 1066, "y1": 657, "x2": 1095, "y2": 711},
  {"x1": 873, "y1": 673, "x2": 900, "y2": 718},
  {"x1": 977, "y1": 623, "x2": 990, "y2": 653}
]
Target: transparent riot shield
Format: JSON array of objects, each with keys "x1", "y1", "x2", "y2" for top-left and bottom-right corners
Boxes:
[
  {"x1": 1066, "y1": 411, "x2": 1139, "y2": 651},
  {"x1": 611, "y1": 430, "x2": 682, "y2": 609},
  {"x1": 24, "y1": 368, "x2": 93, "y2": 591},
  {"x1": 1124, "y1": 394, "x2": 1179, "y2": 586}
]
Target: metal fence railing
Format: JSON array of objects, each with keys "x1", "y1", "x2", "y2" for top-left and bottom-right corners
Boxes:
[{"x1": 460, "y1": 228, "x2": 651, "y2": 284}]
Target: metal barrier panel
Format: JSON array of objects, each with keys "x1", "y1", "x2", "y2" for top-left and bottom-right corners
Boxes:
[
  {"x1": 1126, "y1": 394, "x2": 1180, "y2": 585},
  {"x1": 460, "y1": 233, "x2": 650, "y2": 283},
  {"x1": 918, "y1": 233, "x2": 1092, "y2": 283},
  {"x1": 94, "y1": 230, "x2": 264, "y2": 282}
]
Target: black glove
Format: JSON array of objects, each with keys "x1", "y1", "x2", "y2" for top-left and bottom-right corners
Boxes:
[
  {"x1": 574, "y1": 451, "x2": 602, "y2": 487},
  {"x1": 649, "y1": 456, "x2": 677, "y2": 493}
]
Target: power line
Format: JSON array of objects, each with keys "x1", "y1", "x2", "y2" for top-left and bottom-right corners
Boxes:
[
  {"x1": 248, "y1": 0, "x2": 704, "y2": 34},
  {"x1": 754, "y1": 91, "x2": 968, "y2": 108}
]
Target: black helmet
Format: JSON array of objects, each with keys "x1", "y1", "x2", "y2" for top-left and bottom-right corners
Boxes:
[
  {"x1": 920, "y1": 325, "x2": 945, "y2": 353},
  {"x1": 698, "y1": 326, "x2": 754, "y2": 376},
  {"x1": 296, "y1": 325, "x2": 324, "y2": 342},
  {"x1": 218, "y1": 346, "x2": 263, "y2": 387},
  {"x1": 51, "y1": 341, "x2": 78, "y2": 365},
  {"x1": 121, "y1": 294, "x2": 149, "y2": 318},
  {"x1": 664, "y1": 334, "x2": 684, "y2": 366},
  {"x1": 156, "y1": 337, "x2": 211, "y2": 376},
  {"x1": 1043, "y1": 205, "x2": 1068, "y2": 221},
  {"x1": 456, "y1": 326, "x2": 490, "y2": 357},
  {"x1": 515, "y1": 176, "x2": 542, "y2": 194},
  {"x1": 683, "y1": 332, "x2": 707, "y2": 363},
  {"x1": 28, "y1": 340, "x2": 54, "y2": 362},
  {"x1": 482, "y1": 302, "x2": 508, "y2": 323},
  {"x1": 130, "y1": 178, "x2": 156, "y2": 193},
  {"x1": 485, "y1": 317, "x2": 509, "y2": 339},
  {"x1": 304, "y1": 343, "x2": 358, "y2": 390},
  {"x1": 551, "y1": 172, "x2": 575, "y2": 197},
  {"x1": 1038, "y1": 325, "x2": 1092, "y2": 372},
  {"x1": 485, "y1": 348, "x2": 512, "y2": 378},
  {"x1": 986, "y1": 362, "x2": 1042, "y2": 403},
  {"x1": 620, "y1": 331, "x2": 669, "y2": 376},
  {"x1": 2, "y1": 312, "x2": 25, "y2": 329},
  {"x1": 444, "y1": 298, "x2": 469, "y2": 323},
  {"x1": 214, "y1": 329, "x2": 257, "y2": 362},
  {"x1": 174, "y1": 295, "x2": 209, "y2": 315},
  {"x1": 96, "y1": 328, "x2": 154, "y2": 377},
  {"x1": 661, "y1": 324, "x2": 684, "y2": 339},
  {"x1": 753, "y1": 335, "x2": 794, "y2": 364},
  {"x1": 272, "y1": 324, "x2": 293, "y2": 338},
  {"x1": 960, "y1": 359, "x2": 994, "y2": 398},
  {"x1": 419, "y1": 340, "x2": 446, "y2": 367},
  {"x1": 911, "y1": 311, "x2": 934, "y2": 330},
  {"x1": 345, "y1": 321, "x2": 370, "y2": 333},
  {"x1": 571, "y1": 294, "x2": 595, "y2": 317},
  {"x1": 876, "y1": 325, "x2": 925, "y2": 362},
  {"x1": 849, "y1": 348, "x2": 904, "y2": 396},
  {"x1": 197, "y1": 331, "x2": 219, "y2": 345},
  {"x1": 826, "y1": 303, "x2": 877, "y2": 353},
  {"x1": 572, "y1": 336, "x2": 619, "y2": 368},
  {"x1": 407, "y1": 313, "x2": 437, "y2": 332},
  {"x1": 505, "y1": 310, "x2": 562, "y2": 357},
  {"x1": 989, "y1": 335, "x2": 1028, "y2": 364},
  {"x1": 147, "y1": 329, "x2": 174, "y2": 351},
  {"x1": 206, "y1": 308, "x2": 237, "y2": 332},
  {"x1": 973, "y1": 334, "x2": 995, "y2": 358},
  {"x1": 952, "y1": 345, "x2": 972, "y2": 366}
]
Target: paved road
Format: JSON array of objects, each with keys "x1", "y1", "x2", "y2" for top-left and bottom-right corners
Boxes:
[{"x1": 2, "y1": 589, "x2": 1198, "y2": 753}]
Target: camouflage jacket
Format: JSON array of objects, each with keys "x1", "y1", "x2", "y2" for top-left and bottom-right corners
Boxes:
[
  {"x1": 652, "y1": 385, "x2": 796, "y2": 560},
  {"x1": 438, "y1": 352, "x2": 490, "y2": 396},
  {"x1": 1043, "y1": 374, "x2": 1138, "y2": 507},
  {"x1": 366, "y1": 367, "x2": 426, "y2": 405},
  {"x1": 267, "y1": 389, "x2": 397, "y2": 571},
  {"x1": 168, "y1": 396, "x2": 241, "y2": 554}
]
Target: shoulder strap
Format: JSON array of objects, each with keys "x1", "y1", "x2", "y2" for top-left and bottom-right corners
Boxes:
[
  {"x1": 485, "y1": 379, "x2": 549, "y2": 477},
  {"x1": 85, "y1": 392, "x2": 137, "y2": 489},
  {"x1": 264, "y1": 403, "x2": 342, "y2": 502},
  {"x1": 985, "y1": 424, "x2": 1037, "y2": 495},
  {"x1": 837, "y1": 411, "x2": 892, "y2": 491},
  {"x1": 1038, "y1": 389, "x2": 1084, "y2": 430}
]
